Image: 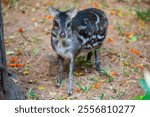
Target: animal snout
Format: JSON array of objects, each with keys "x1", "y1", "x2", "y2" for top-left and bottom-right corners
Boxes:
[{"x1": 59, "y1": 31, "x2": 66, "y2": 39}]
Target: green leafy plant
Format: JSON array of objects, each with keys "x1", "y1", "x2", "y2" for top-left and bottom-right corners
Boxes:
[
  {"x1": 115, "y1": 22, "x2": 124, "y2": 36},
  {"x1": 76, "y1": 55, "x2": 94, "y2": 67},
  {"x1": 99, "y1": 93, "x2": 104, "y2": 100},
  {"x1": 100, "y1": 67, "x2": 113, "y2": 82},
  {"x1": 27, "y1": 88, "x2": 39, "y2": 100},
  {"x1": 136, "y1": 8, "x2": 150, "y2": 22},
  {"x1": 75, "y1": 82, "x2": 88, "y2": 92}
]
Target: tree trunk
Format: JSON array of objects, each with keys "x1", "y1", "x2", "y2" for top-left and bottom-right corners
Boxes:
[{"x1": 0, "y1": 1, "x2": 25, "y2": 100}]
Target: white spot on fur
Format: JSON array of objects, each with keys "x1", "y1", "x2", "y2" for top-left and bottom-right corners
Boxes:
[
  {"x1": 78, "y1": 26, "x2": 86, "y2": 30},
  {"x1": 52, "y1": 30, "x2": 57, "y2": 36},
  {"x1": 92, "y1": 35, "x2": 96, "y2": 39},
  {"x1": 93, "y1": 42, "x2": 99, "y2": 47},
  {"x1": 97, "y1": 35, "x2": 104, "y2": 39},
  {"x1": 90, "y1": 11, "x2": 100, "y2": 30}
]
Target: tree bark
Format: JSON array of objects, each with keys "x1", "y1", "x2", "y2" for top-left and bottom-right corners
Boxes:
[{"x1": 0, "y1": 1, "x2": 25, "y2": 100}]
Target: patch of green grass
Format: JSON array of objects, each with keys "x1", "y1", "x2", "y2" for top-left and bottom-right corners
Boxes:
[
  {"x1": 115, "y1": 22, "x2": 125, "y2": 36},
  {"x1": 136, "y1": 8, "x2": 150, "y2": 22},
  {"x1": 76, "y1": 55, "x2": 94, "y2": 67},
  {"x1": 32, "y1": 48, "x2": 40, "y2": 56},
  {"x1": 122, "y1": 67, "x2": 130, "y2": 77},
  {"x1": 100, "y1": 67, "x2": 113, "y2": 82},
  {"x1": 99, "y1": 93, "x2": 104, "y2": 100},
  {"x1": 75, "y1": 82, "x2": 87, "y2": 92},
  {"x1": 27, "y1": 88, "x2": 39, "y2": 100},
  {"x1": 88, "y1": 76, "x2": 99, "y2": 82}
]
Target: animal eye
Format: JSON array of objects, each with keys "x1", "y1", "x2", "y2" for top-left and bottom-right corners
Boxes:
[
  {"x1": 54, "y1": 20, "x2": 59, "y2": 27},
  {"x1": 67, "y1": 22, "x2": 71, "y2": 27}
]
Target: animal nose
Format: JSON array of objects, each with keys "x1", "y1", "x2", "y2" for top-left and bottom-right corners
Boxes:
[{"x1": 59, "y1": 31, "x2": 66, "y2": 39}]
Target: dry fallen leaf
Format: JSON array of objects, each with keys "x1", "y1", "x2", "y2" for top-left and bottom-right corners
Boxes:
[
  {"x1": 92, "y1": 2, "x2": 100, "y2": 8},
  {"x1": 107, "y1": 37, "x2": 114, "y2": 44},
  {"x1": 75, "y1": 88, "x2": 81, "y2": 93},
  {"x1": 47, "y1": 0, "x2": 53, "y2": 5},
  {"x1": 120, "y1": 80, "x2": 126, "y2": 85},
  {"x1": 8, "y1": 63, "x2": 24, "y2": 67},
  {"x1": 16, "y1": 64, "x2": 24, "y2": 67},
  {"x1": 44, "y1": 15, "x2": 53, "y2": 20},
  {"x1": 38, "y1": 86, "x2": 45, "y2": 91},
  {"x1": 18, "y1": 27, "x2": 24, "y2": 33},
  {"x1": 130, "y1": 49, "x2": 140, "y2": 55},
  {"x1": 108, "y1": 25, "x2": 114, "y2": 30},
  {"x1": 3, "y1": 0, "x2": 8, "y2": 6},
  {"x1": 138, "y1": 64, "x2": 144, "y2": 70},
  {"x1": 17, "y1": 50, "x2": 23, "y2": 56},
  {"x1": 8, "y1": 63, "x2": 17, "y2": 67},
  {"x1": 139, "y1": 20, "x2": 146, "y2": 29},
  {"x1": 31, "y1": 18, "x2": 37, "y2": 22},
  {"x1": 110, "y1": 71, "x2": 118, "y2": 77},
  {"x1": 10, "y1": 57, "x2": 18, "y2": 63},
  {"x1": 110, "y1": 9, "x2": 117, "y2": 16},
  {"x1": 93, "y1": 80, "x2": 105, "y2": 89},
  {"x1": 125, "y1": 32, "x2": 134, "y2": 39}
]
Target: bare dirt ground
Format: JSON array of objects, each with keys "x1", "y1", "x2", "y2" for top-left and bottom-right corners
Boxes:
[{"x1": 2, "y1": 0, "x2": 150, "y2": 99}]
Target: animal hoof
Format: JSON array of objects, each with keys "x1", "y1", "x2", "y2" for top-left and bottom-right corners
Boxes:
[
  {"x1": 96, "y1": 65, "x2": 104, "y2": 72},
  {"x1": 96, "y1": 66, "x2": 101, "y2": 72},
  {"x1": 55, "y1": 84, "x2": 60, "y2": 88},
  {"x1": 68, "y1": 90, "x2": 72, "y2": 96},
  {"x1": 96, "y1": 67, "x2": 101, "y2": 72},
  {"x1": 68, "y1": 93, "x2": 72, "y2": 96}
]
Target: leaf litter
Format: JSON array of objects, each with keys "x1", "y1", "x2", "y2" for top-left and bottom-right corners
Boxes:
[{"x1": 3, "y1": 0, "x2": 149, "y2": 100}]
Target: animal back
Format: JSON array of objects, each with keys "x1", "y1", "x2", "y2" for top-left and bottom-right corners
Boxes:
[{"x1": 72, "y1": 8, "x2": 108, "y2": 49}]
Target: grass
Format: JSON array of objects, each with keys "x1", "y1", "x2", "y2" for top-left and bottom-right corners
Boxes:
[
  {"x1": 76, "y1": 55, "x2": 94, "y2": 67},
  {"x1": 115, "y1": 22, "x2": 125, "y2": 36},
  {"x1": 136, "y1": 8, "x2": 150, "y2": 22}
]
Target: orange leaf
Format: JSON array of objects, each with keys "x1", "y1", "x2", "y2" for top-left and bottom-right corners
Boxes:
[
  {"x1": 110, "y1": 10, "x2": 116, "y2": 16},
  {"x1": 93, "y1": 80, "x2": 105, "y2": 89},
  {"x1": 138, "y1": 65, "x2": 144, "y2": 70},
  {"x1": 75, "y1": 88, "x2": 81, "y2": 93},
  {"x1": 120, "y1": 80, "x2": 126, "y2": 85},
  {"x1": 31, "y1": 18, "x2": 37, "y2": 22},
  {"x1": 3, "y1": 0, "x2": 9, "y2": 6},
  {"x1": 92, "y1": 2, "x2": 100, "y2": 8},
  {"x1": 10, "y1": 57, "x2": 18, "y2": 63},
  {"x1": 125, "y1": 32, "x2": 134, "y2": 39},
  {"x1": 18, "y1": 27, "x2": 23, "y2": 33},
  {"x1": 44, "y1": 15, "x2": 53, "y2": 20},
  {"x1": 16, "y1": 64, "x2": 24, "y2": 67},
  {"x1": 8, "y1": 63, "x2": 24, "y2": 67},
  {"x1": 8, "y1": 63, "x2": 17, "y2": 67},
  {"x1": 108, "y1": 25, "x2": 114, "y2": 30},
  {"x1": 17, "y1": 50, "x2": 23, "y2": 55},
  {"x1": 47, "y1": 0, "x2": 53, "y2": 5},
  {"x1": 130, "y1": 49, "x2": 140, "y2": 55},
  {"x1": 107, "y1": 37, "x2": 114, "y2": 44},
  {"x1": 110, "y1": 71, "x2": 118, "y2": 77}
]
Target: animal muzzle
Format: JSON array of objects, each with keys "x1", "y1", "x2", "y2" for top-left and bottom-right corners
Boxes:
[{"x1": 59, "y1": 31, "x2": 66, "y2": 39}]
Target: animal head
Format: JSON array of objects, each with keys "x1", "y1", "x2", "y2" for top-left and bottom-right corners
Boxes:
[{"x1": 49, "y1": 7, "x2": 77, "y2": 39}]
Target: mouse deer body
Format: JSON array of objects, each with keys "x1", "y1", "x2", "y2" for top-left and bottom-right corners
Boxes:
[{"x1": 49, "y1": 7, "x2": 108, "y2": 95}]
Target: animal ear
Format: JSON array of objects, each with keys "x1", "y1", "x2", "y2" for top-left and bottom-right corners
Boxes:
[
  {"x1": 67, "y1": 8, "x2": 77, "y2": 19},
  {"x1": 48, "y1": 7, "x2": 60, "y2": 16}
]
